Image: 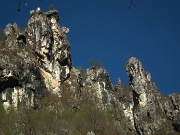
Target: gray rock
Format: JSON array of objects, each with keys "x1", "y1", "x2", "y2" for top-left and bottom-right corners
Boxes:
[
  {"x1": 0, "y1": 7, "x2": 72, "y2": 111},
  {"x1": 83, "y1": 66, "x2": 114, "y2": 109},
  {"x1": 164, "y1": 93, "x2": 180, "y2": 132},
  {"x1": 0, "y1": 7, "x2": 179, "y2": 135},
  {"x1": 125, "y1": 57, "x2": 168, "y2": 135},
  {"x1": 27, "y1": 7, "x2": 72, "y2": 83},
  {"x1": 114, "y1": 78, "x2": 135, "y2": 131}
]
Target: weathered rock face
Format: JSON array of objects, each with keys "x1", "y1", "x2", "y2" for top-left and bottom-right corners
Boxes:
[
  {"x1": 164, "y1": 93, "x2": 180, "y2": 132},
  {"x1": 27, "y1": 8, "x2": 72, "y2": 87},
  {"x1": 0, "y1": 23, "x2": 42, "y2": 110},
  {"x1": 0, "y1": 7, "x2": 179, "y2": 135},
  {"x1": 0, "y1": 7, "x2": 72, "y2": 110},
  {"x1": 125, "y1": 57, "x2": 179, "y2": 135},
  {"x1": 114, "y1": 78, "x2": 135, "y2": 131},
  {"x1": 83, "y1": 66, "x2": 114, "y2": 109},
  {"x1": 60, "y1": 67, "x2": 82, "y2": 109}
]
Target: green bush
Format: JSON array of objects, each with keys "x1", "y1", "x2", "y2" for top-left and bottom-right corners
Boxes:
[{"x1": 0, "y1": 89, "x2": 128, "y2": 134}]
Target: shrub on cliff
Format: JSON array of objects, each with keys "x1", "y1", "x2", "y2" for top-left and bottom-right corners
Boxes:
[{"x1": 88, "y1": 58, "x2": 103, "y2": 68}]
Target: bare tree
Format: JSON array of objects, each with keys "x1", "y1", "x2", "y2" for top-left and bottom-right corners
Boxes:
[
  {"x1": 16, "y1": 0, "x2": 27, "y2": 12},
  {"x1": 48, "y1": 4, "x2": 55, "y2": 11}
]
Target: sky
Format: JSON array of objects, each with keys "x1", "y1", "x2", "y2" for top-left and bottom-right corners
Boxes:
[{"x1": 0, "y1": 0, "x2": 179, "y2": 95}]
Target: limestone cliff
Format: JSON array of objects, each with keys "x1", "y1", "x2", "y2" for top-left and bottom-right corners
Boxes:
[
  {"x1": 0, "y1": 8, "x2": 179, "y2": 135},
  {"x1": 125, "y1": 57, "x2": 171, "y2": 134},
  {"x1": 0, "y1": 7, "x2": 71, "y2": 110}
]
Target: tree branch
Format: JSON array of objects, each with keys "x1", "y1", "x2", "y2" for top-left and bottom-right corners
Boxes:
[
  {"x1": 16, "y1": 0, "x2": 43, "y2": 12},
  {"x1": 128, "y1": 0, "x2": 138, "y2": 10},
  {"x1": 16, "y1": 0, "x2": 27, "y2": 12}
]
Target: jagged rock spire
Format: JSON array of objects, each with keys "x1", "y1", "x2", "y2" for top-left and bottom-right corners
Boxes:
[
  {"x1": 0, "y1": 7, "x2": 72, "y2": 111},
  {"x1": 125, "y1": 57, "x2": 168, "y2": 134}
]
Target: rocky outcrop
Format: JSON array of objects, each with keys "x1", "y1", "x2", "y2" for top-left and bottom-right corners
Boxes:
[
  {"x1": 27, "y1": 8, "x2": 72, "y2": 87},
  {"x1": 164, "y1": 93, "x2": 180, "y2": 132},
  {"x1": 0, "y1": 23, "x2": 42, "y2": 110},
  {"x1": 60, "y1": 67, "x2": 82, "y2": 109},
  {"x1": 114, "y1": 78, "x2": 135, "y2": 132},
  {"x1": 83, "y1": 66, "x2": 114, "y2": 109},
  {"x1": 0, "y1": 7, "x2": 179, "y2": 135},
  {"x1": 125, "y1": 57, "x2": 179, "y2": 135},
  {"x1": 0, "y1": 7, "x2": 72, "y2": 111}
]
